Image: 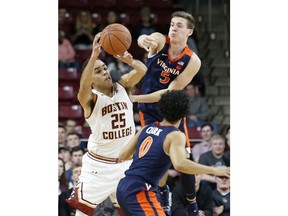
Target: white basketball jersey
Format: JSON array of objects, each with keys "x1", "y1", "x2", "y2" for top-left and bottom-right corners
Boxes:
[{"x1": 86, "y1": 83, "x2": 135, "y2": 158}]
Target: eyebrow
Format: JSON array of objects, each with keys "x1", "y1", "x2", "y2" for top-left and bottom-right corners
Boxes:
[{"x1": 94, "y1": 64, "x2": 106, "y2": 71}]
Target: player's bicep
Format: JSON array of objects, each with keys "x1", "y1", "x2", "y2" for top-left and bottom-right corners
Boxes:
[{"x1": 167, "y1": 132, "x2": 187, "y2": 167}]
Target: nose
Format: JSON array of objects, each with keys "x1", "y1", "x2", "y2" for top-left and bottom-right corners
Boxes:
[
  {"x1": 103, "y1": 69, "x2": 109, "y2": 75},
  {"x1": 171, "y1": 25, "x2": 177, "y2": 31}
]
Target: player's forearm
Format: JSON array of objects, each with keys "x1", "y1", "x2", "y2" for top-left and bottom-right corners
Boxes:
[
  {"x1": 119, "y1": 144, "x2": 136, "y2": 160},
  {"x1": 174, "y1": 159, "x2": 217, "y2": 176},
  {"x1": 133, "y1": 89, "x2": 168, "y2": 103},
  {"x1": 130, "y1": 59, "x2": 147, "y2": 76},
  {"x1": 201, "y1": 174, "x2": 216, "y2": 182}
]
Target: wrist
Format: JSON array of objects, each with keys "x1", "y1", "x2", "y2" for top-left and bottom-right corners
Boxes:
[
  {"x1": 211, "y1": 167, "x2": 217, "y2": 175},
  {"x1": 90, "y1": 52, "x2": 99, "y2": 59},
  {"x1": 128, "y1": 59, "x2": 136, "y2": 67}
]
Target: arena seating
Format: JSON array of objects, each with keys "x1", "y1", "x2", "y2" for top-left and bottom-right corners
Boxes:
[
  {"x1": 143, "y1": 0, "x2": 172, "y2": 9},
  {"x1": 59, "y1": 67, "x2": 81, "y2": 83},
  {"x1": 116, "y1": 0, "x2": 144, "y2": 10},
  {"x1": 59, "y1": 104, "x2": 84, "y2": 125},
  {"x1": 187, "y1": 127, "x2": 202, "y2": 139},
  {"x1": 58, "y1": 84, "x2": 79, "y2": 104},
  {"x1": 87, "y1": 0, "x2": 116, "y2": 10},
  {"x1": 59, "y1": 0, "x2": 88, "y2": 8}
]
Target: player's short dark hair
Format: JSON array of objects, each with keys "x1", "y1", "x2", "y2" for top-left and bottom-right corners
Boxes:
[
  {"x1": 171, "y1": 11, "x2": 195, "y2": 29},
  {"x1": 67, "y1": 132, "x2": 81, "y2": 139},
  {"x1": 71, "y1": 146, "x2": 85, "y2": 154},
  {"x1": 158, "y1": 90, "x2": 189, "y2": 123},
  {"x1": 81, "y1": 59, "x2": 89, "y2": 72},
  {"x1": 58, "y1": 124, "x2": 67, "y2": 131},
  {"x1": 200, "y1": 123, "x2": 214, "y2": 131},
  {"x1": 225, "y1": 125, "x2": 230, "y2": 135}
]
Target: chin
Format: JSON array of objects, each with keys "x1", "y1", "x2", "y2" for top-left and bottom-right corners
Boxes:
[{"x1": 169, "y1": 35, "x2": 178, "y2": 42}]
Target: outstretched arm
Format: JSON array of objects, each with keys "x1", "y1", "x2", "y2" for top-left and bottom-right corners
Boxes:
[
  {"x1": 131, "y1": 53, "x2": 201, "y2": 103},
  {"x1": 118, "y1": 127, "x2": 146, "y2": 160},
  {"x1": 77, "y1": 33, "x2": 102, "y2": 118},
  {"x1": 166, "y1": 132, "x2": 230, "y2": 177},
  {"x1": 115, "y1": 52, "x2": 147, "y2": 88}
]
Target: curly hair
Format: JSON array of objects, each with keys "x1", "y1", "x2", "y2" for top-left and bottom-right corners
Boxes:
[{"x1": 157, "y1": 90, "x2": 190, "y2": 123}]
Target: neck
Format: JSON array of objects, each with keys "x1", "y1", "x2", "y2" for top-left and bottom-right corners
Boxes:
[
  {"x1": 93, "y1": 84, "x2": 114, "y2": 97},
  {"x1": 212, "y1": 151, "x2": 224, "y2": 159},
  {"x1": 169, "y1": 48, "x2": 184, "y2": 57},
  {"x1": 169, "y1": 40, "x2": 186, "y2": 56},
  {"x1": 218, "y1": 188, "x2": 230, "y2": 195},
  {"x1": 160, "y1": 119, "x2": 181, "y2": 128}
]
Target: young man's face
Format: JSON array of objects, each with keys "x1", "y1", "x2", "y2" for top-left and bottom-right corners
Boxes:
[
  {"x1": 201, "y1": 126, "x2": 213, "y2": 141},
  {"x1": 71, "y1": 166, "x2": 82, "y2": 182},
  {"x1": 216, "y1": 176, "x2": 230, "y2": 190},
  {"x1": 66, "y1": 134, "x2": 81, "y2": 148},
  {"x1": 211, "y1": 138, "x2": 225, "y2": 155},
  {"x1": 92, "y1": 60, "x2": 113, "y2": 89},
  {"x1": 168, "y1": 17, "x2": 192, "y2": 42},
  {"x1": 71, "y1": 150, "x2": 83, "y2": 164}
]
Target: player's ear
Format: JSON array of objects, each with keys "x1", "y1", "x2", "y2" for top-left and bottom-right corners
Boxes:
[
  {"x1": 81, "y1": 59, "x2": 89, "y2": 72},
  {"x1": 188, "y1": 29, "x2": 193, "y2": 37}
]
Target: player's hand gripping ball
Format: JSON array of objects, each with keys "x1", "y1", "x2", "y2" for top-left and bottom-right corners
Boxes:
[{"x1": 100, "y1": 23, "x2": 132, "y2": 56}]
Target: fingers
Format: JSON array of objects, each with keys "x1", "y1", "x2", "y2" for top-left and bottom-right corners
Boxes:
[
  {"x1": 91, "y1": 33, "x2": 102, "y2": 57},
  {"x1": 215, "y1": 167, "x2": 230, "y2": 178},
  {"x1": 142, "y1": 36, "x2": 158, "y2": 50},
  {"x1": 114, "y1": 51, "x2": 130, "y2": 58},
  {"x1": 93, "y1": 33, "x2": 101, "y2": 45},
  {"x1": 223, "y1": 167, "x2": 230, "y2": 178},
  {"x1": 114, "y1": 51, "x2": 133, "y2": 65},
  {"x1": 226, "y1": 167, "x2": 230, "y2": 177}
]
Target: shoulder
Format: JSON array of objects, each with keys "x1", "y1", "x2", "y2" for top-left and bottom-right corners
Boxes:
[
  {"x1": 63, "y1": 39, "x2": 71, "y2": 44},
  {"x1": 189, "y1": 52, "x2": 201, "y2": 64},
  {"x1": 181, "y1": 51, "x2": 201, "y2": 75},
  {"x1": 199, "y1": 150, "x2": 210, "y2": 159},
  {"x1": 196, "y1": 96, "x2": 206, "y2": 102},
  {"x1": 166, "y1": 130, "x2": 185, "y2": 142},
  {"x1": 211, "y1": 189, "x2": 219, "y2": 197},
  {"x1": 192, "y1": 143, "x2": 200, "y2": 150}
]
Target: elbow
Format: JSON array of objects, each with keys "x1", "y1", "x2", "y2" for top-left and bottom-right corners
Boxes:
[
  {"x1": 141, "y1": 66, "x2": 147, "y2": 76},
  {"x1": 77, "y1": 92, "x2": 81, "y2": 102},
  {"x1": 134, "y1": 60, "x2": 147, "y2": 75},
  {"x1": 173, "y1": 163, "x2": 186, "y2": 173}
]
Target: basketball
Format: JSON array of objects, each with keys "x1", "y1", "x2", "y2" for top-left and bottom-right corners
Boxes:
[{"x1": 100, "y1": 23, "x2": 132, "y2": 56}]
